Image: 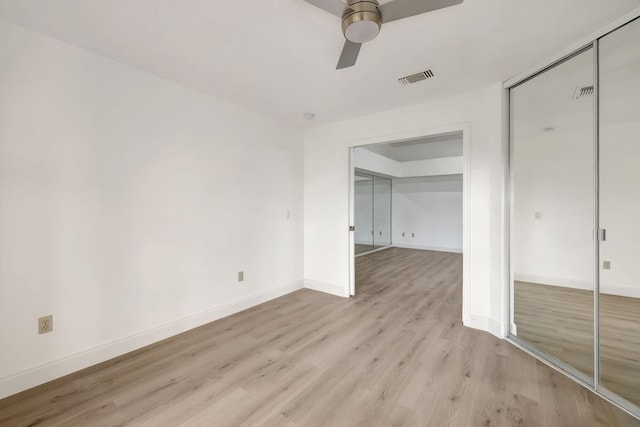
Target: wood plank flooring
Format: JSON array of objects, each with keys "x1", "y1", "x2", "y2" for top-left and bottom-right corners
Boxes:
[
  {"x1": 514, "y1": 281, "x2": 640, "y2": 408},
  {"x1": 354, "y1": 244, "x2": 389, "y2": 255},
  {"x1": 1, "y1": 248, "x2": 638, "y2": 426}
]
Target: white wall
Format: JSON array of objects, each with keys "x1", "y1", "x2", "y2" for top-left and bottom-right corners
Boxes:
[
  {"x1": 304, "y1": 85, "x2": 506, "y2": 336},
  {"x1": 0, "y1": 19, "x2": 304, "y2": 398},
  {"x1": 354, "y1": 149, "x2": 401, "y2": 177},
  {"x1": 353, "y1": 147, "x2": 463, "y2": 178},
  {"x1": 393, "y1": 176, "x2": 463, "y2": 253}
]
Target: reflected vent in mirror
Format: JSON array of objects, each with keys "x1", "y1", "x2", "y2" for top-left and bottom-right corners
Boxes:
[
  {"x1": 574, "y1": 84, "x2": 594, "y2": 99},
  {"x1": 399, "y1": 69, "x2": 435, "y2": 85}
]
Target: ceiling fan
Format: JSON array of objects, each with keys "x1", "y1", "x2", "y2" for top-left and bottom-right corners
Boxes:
[{"x1": 304, "y1": 0, "x2": 463, "y2": 69}]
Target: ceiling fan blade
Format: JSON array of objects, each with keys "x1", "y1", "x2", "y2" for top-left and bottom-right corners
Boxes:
[
  {"x1": 336, "y1": 40, "x2": 362, "y2": 69},
  {"x1": 303, "y1": 0, "x2": 353, "y2": 18},
  {"x1": 379, "y1": 0, "x2": 463, "y2": 23}
]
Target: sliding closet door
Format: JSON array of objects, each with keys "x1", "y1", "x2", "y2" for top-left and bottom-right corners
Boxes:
[
  {"x1": 354, "y1": 172, "x2": 374, "y2": 255},
  {"x1": 373, "y1": 176, "x2": 391, "y2": 249},
  {"x1": 510, "y1": 47, "x2": 595, "y2": 379},
  {"x1": 598, "y1": 17, "x2": 640, "y2": 406}
]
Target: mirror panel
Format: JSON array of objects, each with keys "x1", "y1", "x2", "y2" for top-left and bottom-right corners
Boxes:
[
  {"x1": 373, "y1": 176, "x2": 392, "y2": 248},
  {"x1": 510, "y1": 47, "x2": 595, "y2": 379},
  {"x1": 354, "y1": 172, "x2": 374, "y2": 255},
  {"x1": 598, "y1": 17, "x2": 640, "y2": 406}
]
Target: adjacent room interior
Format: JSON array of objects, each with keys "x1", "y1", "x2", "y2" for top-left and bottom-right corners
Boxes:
[
  {"x1": 1, "y1": 0, "x2": 640, "y2": 425},
  {"x1": 352, "y1": 134, "x2": 464, "y2": 303}
]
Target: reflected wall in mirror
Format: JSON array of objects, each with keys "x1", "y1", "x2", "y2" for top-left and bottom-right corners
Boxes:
[
  {"x1": 354, "y1": 172, "x2": 374, "y2": 255},
  {"x1": 354, "y1": 171, "x2": 392, "y2": 255},
  {"x1": 373, "y1": 176, "x2": 392, "y2": 248},
  {"x1": 511, "y1": 47, "x2": 595, "y2": 379},
  {"x1": 599, "y1": 17, "x2": 640, "y2": 407}
]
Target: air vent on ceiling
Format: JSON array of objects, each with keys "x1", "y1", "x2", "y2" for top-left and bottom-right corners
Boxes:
[
  {"x1": 399, "y1": 69, "x2": 435, "y2": 86},
  {"x1": 574, "y1": 85, "x2": 594, "y2": 99}
]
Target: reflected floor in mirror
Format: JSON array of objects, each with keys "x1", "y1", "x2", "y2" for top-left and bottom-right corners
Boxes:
[
  {"x1": 354, "y1": 243, "x2": 389, "y2": 255},
  {"x1": 514, "y1": 281, "x2": 640, "y2": 407}
]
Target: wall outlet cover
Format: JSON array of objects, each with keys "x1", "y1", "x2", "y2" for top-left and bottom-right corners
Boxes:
[{"x1": 38, "y1": 315, "x2": 53, "y2": 334}]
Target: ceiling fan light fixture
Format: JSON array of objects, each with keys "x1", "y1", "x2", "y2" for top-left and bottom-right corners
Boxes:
[
  {"x1": 344, "y1": 19, "x2": 380, "y2": 42},
  {"x1": 342, "y1": 0, "x2": 381, "y2": 43}
]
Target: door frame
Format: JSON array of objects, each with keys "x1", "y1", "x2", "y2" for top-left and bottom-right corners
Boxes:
[{"x1": 347, "y1": 123, "x2": 471, "y2": 326}]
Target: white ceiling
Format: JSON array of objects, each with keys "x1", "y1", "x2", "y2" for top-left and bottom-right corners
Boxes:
[
  {"x1": 0, "y1": 0, "x2": 638, "y2": 127},
  {"x1": 363, "y1": 131, "x2": 462, "y2": 161}
]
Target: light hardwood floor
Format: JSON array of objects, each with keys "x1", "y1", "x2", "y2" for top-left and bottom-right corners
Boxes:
[
  {"x1": 354, "y1": 243, "x2": 389, "y2": 255},
  {"x1": 1, "y1": 248, "x2": 639, "y2": 426},
  {"x1": 514, "y1": 281, "x2": 640, "y2": 408}
]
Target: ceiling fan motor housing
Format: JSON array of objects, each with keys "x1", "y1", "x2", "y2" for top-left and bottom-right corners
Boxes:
[{"x1": 342, "y1": 0, "x2": 382, "y2": 43}]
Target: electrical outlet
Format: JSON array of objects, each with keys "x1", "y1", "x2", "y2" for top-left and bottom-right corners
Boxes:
[
  {"x1": 603, "y1": 261, "x2": 611, "y2": 270},
  {"x1": 535, "y1": 211, "x2": 542, "y2": 219},
  {"x1": 412, "y1": 233, "x2": 415, "y2": 238},
  {"x1": 238, "y1": 271, "x2": 244, "y2": 282},
  {"x1": 38, "y1": 315, "x2": 53, "y2": 334},
  {"x1": 402, "y1": 232, "x2": 405, "y2": 237}
]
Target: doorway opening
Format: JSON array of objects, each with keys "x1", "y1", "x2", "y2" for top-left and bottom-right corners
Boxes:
[{"x1": 348, "y1": 128, "x2": 469, "y2": 317}]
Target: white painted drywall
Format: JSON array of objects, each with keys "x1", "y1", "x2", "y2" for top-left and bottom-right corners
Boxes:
[
  {"x1": 354, "y1": 148, "x2": 401, "y2": 177},
  {"x1": 393, "y1": 176, "x2": 463, "y2": 253},
  {"x1": 0, "y1": 19, "x2": 303, "y2": 398},
  {"x1": 304, "y1": 84, "x2": 506, "y2": 337},
  {"x1": 401, "y1": 157, "x2": 463, "y2": 178},
  {"x1": 353, "y1": 147, "x2": 462, "y2": 178}
]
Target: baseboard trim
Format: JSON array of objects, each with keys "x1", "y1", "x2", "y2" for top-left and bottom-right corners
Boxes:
[
  {"x1": 0, "y1": 280, "x2": 304, "y2": 400},
  {"x1": 600, "y1": 284, "x2": 640, "y2": 299},
  {"x1": 392, "y1": 244, "x2": 463, "y2": 254},
  {"x1": 514, "y1": 273, "x2": 640, "y2": 298},
  {"x1": 354, "y1": 245, "x2": 392, "y2": 258},
  {"x1": 304, "y1": 279, "x2": 349, "y2": 298},
  {"x1": 465, "y1": 315, "x2": 505, "y2": 339},
  {"x1": 514, "y1": 273, "x2": 590, "y2": 290}
]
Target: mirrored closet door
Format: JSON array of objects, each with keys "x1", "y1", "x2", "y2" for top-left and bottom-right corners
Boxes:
[
  {"x1": 510, "y1": 46, "x2": 596, "y2": 381},
  {"x1": 510, "y1": 16, "x2": 640, "y2": 416},
  {"x1": 354, "y1": 171, "x2": 392, "y2": 255},
  {"x1": 598, "y1": 17, "x2": 640, "y2": 408},
  {"x1": 355, "y1": 172, "x2": 375, "y2": 254}
]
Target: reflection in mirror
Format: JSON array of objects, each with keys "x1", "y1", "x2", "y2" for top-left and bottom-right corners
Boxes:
[
  {"x1": 354, "y1": 171, "x2": 392, "y2": 255},
  {"x1": 374, "y1": 176, "x2": 392, "y2": 248},
  {"x1": 598, "y1": 17, "x2": 640, "y2": 406},
  {"x1": 511, "y1": 48, "x2": 595, "y2": 379},
  {"x1": 354, "y1": 172, "x2": 374, "y2": 255}
]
